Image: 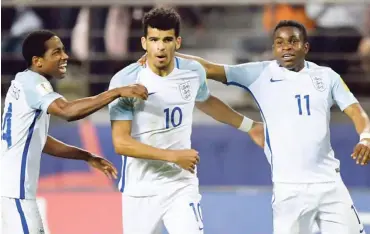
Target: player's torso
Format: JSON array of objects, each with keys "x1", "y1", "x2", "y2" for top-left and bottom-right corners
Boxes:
[
  {"x1": 1, "y1": 79, "x2": 50, "y2": 199},
  {"x1": 249, "y1": 62, "x2": 339, "y2": 182},
  {"x1": 132, "y1": 68, "x2": 201, "y2": 149},
  {"x1": 122, "y1": 67, "x2": 202, "y2": 196}
]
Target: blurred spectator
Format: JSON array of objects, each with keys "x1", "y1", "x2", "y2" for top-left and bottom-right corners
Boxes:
[
  {"x1": 2, "y1": 7, "x2": 43, "y2": 53},
  {"x1": 263, "y1": 4, "x2": 315, "y2": 31},
  {"x1": 305, "y1": 3, "x2": 365, "y2": 75}
]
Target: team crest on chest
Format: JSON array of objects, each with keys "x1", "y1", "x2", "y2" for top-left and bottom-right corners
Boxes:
[
  {"x1": 310, "y1": 75, "x2": 326, "y2": 92},
  {"x1": 178, "y1": 81, "x2": 192, "y2": 101}
]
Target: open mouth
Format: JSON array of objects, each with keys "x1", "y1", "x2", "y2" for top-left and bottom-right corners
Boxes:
[
  {"x1": 156, "y1": 55, "x2": 166, "y2": 62},
  {"x1": 282, "y1": 54, "x2": 295, "y2": 61},
  {"x1": 59, "y1": 63, "x2": 67, "y2": 73}
]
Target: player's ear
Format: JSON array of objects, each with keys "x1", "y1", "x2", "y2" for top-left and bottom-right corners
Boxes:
[
  {"x1": 32, "y1": 56, "x2": 42, "y2": 67},
  {"x1": 141, "y1": 37, "x2": 147, "y2": 51},
  {"x1": 175, "y1": 36, "x2": 182, "y2": 50},
  {"x1": 304, "y1": 42, "x2": 310, "y2": 54}
]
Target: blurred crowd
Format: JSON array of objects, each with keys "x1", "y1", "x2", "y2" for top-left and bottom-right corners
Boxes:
[{"x1": 2, "y1": 3, "x2": 370, "y2": 98}]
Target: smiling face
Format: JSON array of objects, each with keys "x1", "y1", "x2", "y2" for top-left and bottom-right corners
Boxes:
[
  {"x1": 141, "y1": 27, "x2": 181, "y2": 75},
  {"x1": 272, "y1": 26, "x2": 309, "y2": 71},
  {"x1": 33, "y1": 36, "x2": 69, "y2": 79}
]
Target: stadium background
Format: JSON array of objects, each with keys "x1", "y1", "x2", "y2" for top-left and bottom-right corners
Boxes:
[{"x1": 1, "y1": 0, "x2": 370, "y2": 233}]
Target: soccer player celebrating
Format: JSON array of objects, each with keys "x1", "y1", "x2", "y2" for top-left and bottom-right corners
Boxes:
[
  {"x1": 108, "y1": 7, "x2": 263, "y2": 234},
  {"x1": 175, "y1": 20, "x2": 370, "y2": 234},
  {"x1": 1, "y1": 30, "x2": 148, "y2": 233}
]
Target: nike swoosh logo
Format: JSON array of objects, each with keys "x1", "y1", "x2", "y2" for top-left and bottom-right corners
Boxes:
[
  {"x1": 148, "y1": 92, "x2": 156, "y2": 96},
  {"x1": 270, "y1": 78, "x2": 283, "y2": 82},
  {"x1": 360, "y1": 228, "x2": 364, "y2": 233}
]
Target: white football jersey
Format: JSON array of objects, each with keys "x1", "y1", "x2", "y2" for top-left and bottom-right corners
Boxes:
[
  {"x1": 1, "y1": 70, "x2": 62, "y2": 199},
  {"x1": 108, "y1": 57, "x2": 210, "y2": 196},
  {"x1": 225, "y1": 60, "x2": 358, "y2": 183}
]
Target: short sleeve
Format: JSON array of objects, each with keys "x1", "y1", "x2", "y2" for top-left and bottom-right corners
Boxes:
[
  {"x1": 108, "y1": 63, "x2": 142, "y2": 121},
  {"x1": 194, "y1": 62, "x2": 210, "y2": 102},
  {"x1": 330, "y1": 69, "x2": 358, "y2": 111},
  {"x1": 23, "y1": 79, "x2": 62, "y2": 112},
  {"x1": 224, "y1": 61, "x2": 268, "y2": 88}
]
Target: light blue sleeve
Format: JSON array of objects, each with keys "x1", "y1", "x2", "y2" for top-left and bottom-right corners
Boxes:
[
  {"x1": 108, "y1": 63, "x2": 142, "y2": 121},
  {"x1": 329, "y1": 69, "x2": 358, "y2": 111},
  {"x1": 224, "y1": 61, "x2": 269, "y2": 88},
  {"x1": 194, "y1": 62, "x2": 210, "y2": 102},
  {"x1": 20, "y1": 74, "x2": 62, "y2": 112}
]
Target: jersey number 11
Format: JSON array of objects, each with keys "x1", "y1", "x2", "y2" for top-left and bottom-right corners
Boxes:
[{"x1": 295, "y1": 94, "x2": 311, "y2": 116}]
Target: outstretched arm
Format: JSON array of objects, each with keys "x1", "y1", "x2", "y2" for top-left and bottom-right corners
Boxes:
[
  {"x1": 47, "y1": 84, "x2": 147, "y2": 122},
  {"x1": 175, "y1": 52, "x2": 227, "y2": 82},
  {"x1": 43, "y1": 135, "x2": 118, "y2": 178},
  {"x1": 196, "y1": 95, "x2": 264, "y2": 148}
]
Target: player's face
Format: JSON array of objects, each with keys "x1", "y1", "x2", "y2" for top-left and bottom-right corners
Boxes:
[
  {"x1": 36, "y1": 36, "x2": 69, "y2": 79},
  {"x1": 272, "y1": 26, "x2": 309, "y2": 70},
  {"x1": 141, "y1": 27, "x2": 181, "y2": 71}
]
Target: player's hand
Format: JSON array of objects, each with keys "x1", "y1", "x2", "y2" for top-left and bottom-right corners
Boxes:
[
  {"x1": 171, "y1": 149, "x2": 200, "y2": 173},
  {"x1": 138, "y1": 53, "x2": 147, "y2": 66},
  {"x1": 351, "y1": 138, "x2": 370, "y2": 165},
  {"x1": 248, "y1": 122, "x2": 265, "y2": 148},
  {"x1": 87, "y1": 156, "x2": 118, "y2": 179},
  {"x1": 118, "y1": 84, "x2": 148, "y2": 100}
]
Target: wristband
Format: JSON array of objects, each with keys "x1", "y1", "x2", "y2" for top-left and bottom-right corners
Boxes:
[{"x1": 238, "y1": 116, "x2": 254, "y2": 132}]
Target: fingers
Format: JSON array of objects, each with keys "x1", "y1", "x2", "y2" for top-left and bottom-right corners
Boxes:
[
  {"x1": 361, "y1": 147, "x2": 370, "y2": 165},
  {"x1": 351, "y1": 144, "x2": 362, "y2": 161},
  {"x1": 352, "y1": 143, "x2": 370, "y2": 165},
  {"x1": 132, "y1": 85, "x2": 148, "y2": 100}
]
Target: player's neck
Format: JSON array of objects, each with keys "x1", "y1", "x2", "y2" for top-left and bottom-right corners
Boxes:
[
  {"x1": 283, "y1": 61, "x2": 305, "y2": 72},
  {"x1": 147, "y1": 59, "x2": 175, "y2": 77},
  {"x1": 29, "y1": 67, "x2": 52, "y2": 80}
]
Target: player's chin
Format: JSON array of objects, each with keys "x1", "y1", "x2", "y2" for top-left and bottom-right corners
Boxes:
[{"x1": 55, "y1": 71, "x2": 67, "y2": 79}]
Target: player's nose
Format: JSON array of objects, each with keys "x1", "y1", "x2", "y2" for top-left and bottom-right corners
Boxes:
[{"x1": 62, "y1": 51, "x2": 69, "y2": 60}]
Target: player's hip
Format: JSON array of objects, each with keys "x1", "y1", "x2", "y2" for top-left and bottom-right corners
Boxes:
[
  {"x1": 1, "y1": 197, "x2": 44, "y2": 234},
  {"x1": 272, "y1": 174, "x2": 351, "y2": 206},
  {"x1": 121, "y1": 177, "x2": 199, "y2": 197}
]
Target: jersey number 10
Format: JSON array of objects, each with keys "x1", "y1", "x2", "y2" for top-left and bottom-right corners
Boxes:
[
  {"x1": 1, "y1": 103, "x2": 13, "y2": 148},
  {"x1": 164, "y1": 107, "x2": 183, "y2": 129},
  {"x1": 295, "y1": 94, "x2": 311, "y2": 116}
]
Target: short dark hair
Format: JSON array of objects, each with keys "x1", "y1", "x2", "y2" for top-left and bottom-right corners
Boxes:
[
  {"x1": 142, "y1": 7, "x2": 181, "y2": 37},
  {"x1": 273, "y1": 20, "x2": 308, "y2": 42},
  {"x1": 22, "y1": 30, "x2": 56, "y2": 67}
]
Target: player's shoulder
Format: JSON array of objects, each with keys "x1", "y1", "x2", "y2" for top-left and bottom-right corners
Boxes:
[
  {"x1": 306, "y1": 61, "x2": 340, "y2": 79},
  {"x1": 14, "y1": 70, "x2": 49, "y2": 86},
  {"x1": 110, "y1": 63, "x2": 143, "y2": 86},
  {"x1": 176, "y1": 57, "x2": 204, "y2": 73}
]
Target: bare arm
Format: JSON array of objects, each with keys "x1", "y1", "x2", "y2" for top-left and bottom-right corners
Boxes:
[
  {"x1": 196, "y1": 95, "x2": 244, "y2": 128},
  {"x1": 48, "y1": 84, "x2": 148, "y2": 122},
  {"x1": 175, "y1": 52, "x2": 227, "y2": 83},
  {"x1": 43, "y1": 135, "x2": 118, "y2": 178},
  {"x1": 196, "y1": 95, "x2": 265, "y2": 148},
  {"x1": 344, "y1": 103, "x2": 370, "y2": 165},
  {"x1": 344, "y1": 103, "x2": 370, "y2": 135},
  {"x1": 43, "y1": 135, "x2": 93, "y2": 160},
  {"x1": 111, "y1": 120, "x2": 175, "y2": 161},
  {"x1": 111, "y1": 120, "x2": 199, "y2": 172}
]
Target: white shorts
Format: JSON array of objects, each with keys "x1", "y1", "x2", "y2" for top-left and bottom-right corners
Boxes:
[
  {"x1": 1, "y1": 197, "x2": 44, "y2": 234},
  {"x1": 272, "y1": 177, "x2": 366, "y2": 234},
  {"x1": 122, "y1": 185, "x2": 204, "y2": 234}
]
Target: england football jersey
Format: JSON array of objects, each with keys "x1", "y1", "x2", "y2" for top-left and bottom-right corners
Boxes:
[
  {"x1": 225, "y1": 60, "x2": 358, "y2": 183},
  {"x1": 108, "y1": 57, "x2": 210, "y2": 196},
  {"x1": 1, "y1": 70, "x2": 62, "y2": 199}
]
